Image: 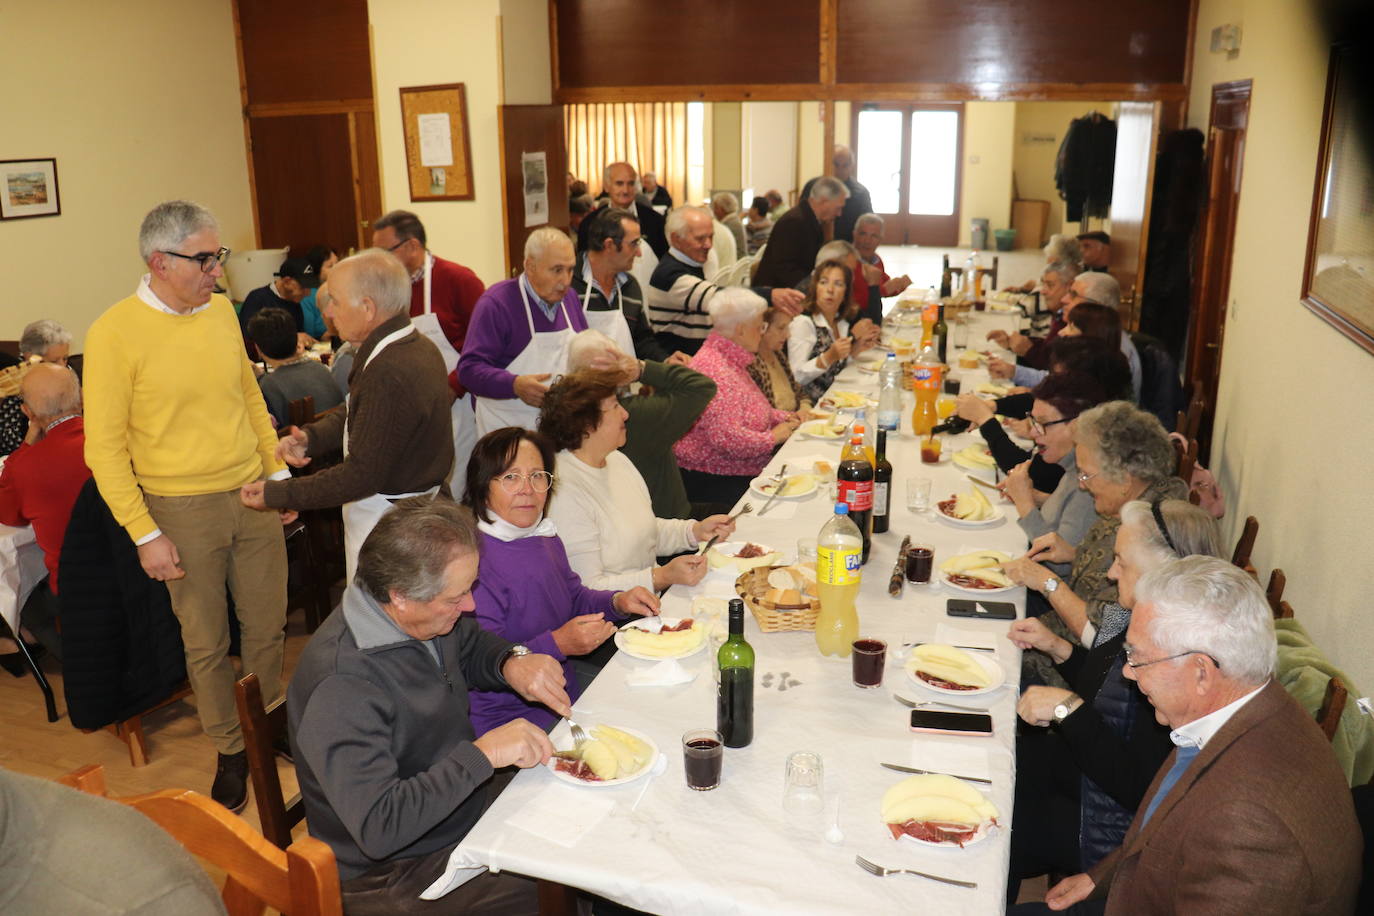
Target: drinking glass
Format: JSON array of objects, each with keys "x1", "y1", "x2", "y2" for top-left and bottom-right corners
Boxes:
[
  {"x1": 851, "y1": 639, "x2": 887, "y2": 688},
  {"x1": 683, "y1": 729, "x2": 723, "y2": 791},
  {"x1": 906, "y1": 477, "x2": 932, "y2": 514},
  {"x1": 796, "y1": 537, "x2": 818, "y2": 566},
  {"x1": 782, "y1": 751, "x2": 824, "y2": 814},
  {"x1": 905, "y1": 543, "x2": 935, "y2": 585}
]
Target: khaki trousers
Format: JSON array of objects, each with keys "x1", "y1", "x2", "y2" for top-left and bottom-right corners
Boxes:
[{"x1": 145, "y1": 488, "x2": 287, "y2": 755}]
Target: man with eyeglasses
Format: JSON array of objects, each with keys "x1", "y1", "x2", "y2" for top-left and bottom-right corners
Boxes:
[
  {"x1": 1024, "y1": 556, "x2": 1360, "y2": 915},
  {"x1": 84, "y1": 200, "x2": 294, "y2": 813},
  {"x1": 241, "y1": 249, "x2": 454, "y2": 585}
]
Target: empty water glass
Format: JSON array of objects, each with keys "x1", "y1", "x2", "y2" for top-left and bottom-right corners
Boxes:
[
  {"x1": 783, "y1": 751, "x2": 824, "y2": 815},
  {"x1": 906, "y1": 477, "x2": 932, "y2": 514}
]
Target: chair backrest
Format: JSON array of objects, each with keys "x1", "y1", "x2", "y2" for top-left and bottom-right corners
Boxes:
[
  {"x1": 60, "y1": 764, "x2": 341, "y2": 916},
  {"x1": 1175, "y1": 437, "x2": 1197, "y2": 485},
  {"x1": 1266, "y1": 568, "x2": 1287, "y2": 619},
  {"x1": 288, "y1": 395, "x2": 316, "y2": 429},
  {"x1": 235, "y1": 672, "x2": 306, "y2": 850},
  {"x1": 1231, "y1": 515, "x2": 1259, "y2": 573},
  {"x1": 1318, "y1": 676, "x2": 1350, "y2": 743}
]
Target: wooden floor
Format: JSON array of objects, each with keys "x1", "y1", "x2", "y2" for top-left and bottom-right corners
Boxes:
[{"x1": 0, "y1": 606, "x2": 315, "y2": 844}]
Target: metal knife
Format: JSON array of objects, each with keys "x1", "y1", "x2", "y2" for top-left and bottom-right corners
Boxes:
[
  {"x1": 965, "y1": 474, "x2": 1000, "y2": 491},
  {"x1": 755, "y1": 464, "x2": 788, "y2": 517},
  {"x1": 880, "y1": 762, "x2": 992, "y2": 785}
]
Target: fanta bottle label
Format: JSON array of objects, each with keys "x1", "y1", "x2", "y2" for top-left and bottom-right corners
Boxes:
[{"x1": 817, "y1": 545, "x2": 861, "y2": 586}]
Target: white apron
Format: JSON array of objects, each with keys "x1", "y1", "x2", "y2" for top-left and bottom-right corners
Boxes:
[
  {"x1": 408, "y1": 253, "x2": 479, "y2": 497},
  {"x1": 341, "y1": 324, "x2": 441, "y2": 583},
  {"x1": 581, "y1": 281, "x2": 634, "y2": 356},
  {"x1": 474, "y1": 281, "x2": 577, "y2": 436}
]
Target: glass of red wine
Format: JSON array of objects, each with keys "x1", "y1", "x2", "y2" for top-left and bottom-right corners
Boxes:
[
  {"x1": 851, "y1": 638, "x2": 887, "y2": 688},
  {"x1": 682, "y1": 728, "x2": 723, "y2": 791}
]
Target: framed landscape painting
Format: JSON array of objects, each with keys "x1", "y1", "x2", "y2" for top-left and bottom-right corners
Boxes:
[{"x1": 0, "y1": 159, "x2": 61, "y2": 220}]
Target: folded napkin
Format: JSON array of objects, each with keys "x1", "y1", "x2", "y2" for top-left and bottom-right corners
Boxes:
[
  {"x1": 625, "y1": 657, "x2": 697, "y2": 688},
  {"x1": 908, "y1": 742, "x2": 993, "y2": 781},
  {"x1": 934, "y1": 623, "x2": 1002, "y2": 653}
]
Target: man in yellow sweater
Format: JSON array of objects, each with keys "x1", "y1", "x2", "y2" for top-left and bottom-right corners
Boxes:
[{"x1": 84, "y1": 200, "x2": 293, "y2": 812}]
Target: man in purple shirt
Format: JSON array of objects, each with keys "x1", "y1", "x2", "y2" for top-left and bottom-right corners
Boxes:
[{"x1": 459, "y1": 227, "x2": 588, "y2": 436}]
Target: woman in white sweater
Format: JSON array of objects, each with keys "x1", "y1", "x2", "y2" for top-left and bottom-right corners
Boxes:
[{"x1": 538, "y1": 368, "x2": 736, "y2": 592}]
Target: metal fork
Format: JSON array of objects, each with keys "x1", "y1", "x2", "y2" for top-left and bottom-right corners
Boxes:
[
  {"x1": 700, "y1": 502, "x2": 754, "y2": 555},
  {"x1": 854, "y1": 855, "x2": 977, "y2": 889},
  {"x1": 891, "y1": 694, "x2": 986, "y2": 714},
  {"x1": 567, "y1": 718, "x2": 589, "y2": 752}
]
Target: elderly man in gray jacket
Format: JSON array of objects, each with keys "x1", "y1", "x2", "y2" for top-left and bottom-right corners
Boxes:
[{"x1": 289, "y1": 496, "x2": 571, "y2": 915}]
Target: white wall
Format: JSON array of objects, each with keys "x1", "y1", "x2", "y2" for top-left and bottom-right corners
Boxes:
[
  {"x1": 958, "y1": 102, "x2": 1015, "y2": 246},
  {"x1": 1012, "y1": 101, "x2": 1117, "y2": 241},
  {"x1": 0, "y1": 0, "x2": 254, "y2": 349},
  {"x1": 369, "y1": 0, "x2": 508, "y2": 284},
  {"x1": 742, "y1": 102, "x2": 798, "y2": 202},
  {"x1": 1190, "y1": 0, "x2": 1374, "y2": 690}
]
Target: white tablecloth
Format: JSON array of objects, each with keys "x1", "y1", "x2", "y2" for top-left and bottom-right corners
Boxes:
[
  {"x1": 445, "y1": 359, "x2": 1032, "y2": 914},
  {"x1": 0, "y1": 522, "x2": 47, "y2": 633}
]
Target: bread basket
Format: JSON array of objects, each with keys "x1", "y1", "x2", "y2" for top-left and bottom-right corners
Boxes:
[{"x1": 734, "y1": 566, "x2": 821, "y2": 632}]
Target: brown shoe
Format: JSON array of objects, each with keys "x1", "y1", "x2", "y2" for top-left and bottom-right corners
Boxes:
[{"x1": 212, "y1": 751, "x2": 249, "y2": 813}]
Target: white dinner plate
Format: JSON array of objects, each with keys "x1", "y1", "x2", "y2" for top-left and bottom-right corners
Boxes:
[
  {"x1": 798, "y1": 420, "x2": 849, "y2": 440},
  {"x1": 749, "y1": 473, "x2": 819, "y2": 500},
  {"x1": 818, "y1": 391, "x2": 875, "y2": 411},
  {"x1": 951, "y1": 451, "x2": 997, "y2": 473},
  {"x1": 934, "y1": 502, "x2": 1006, "y2": 528},
  {"x1": 940, "y1": 570, "x2": 1019, "y2": 596},
  {"x1": 904, "y1": 650, "x2": 1005, "y2": 697},
  {"x1": 896, "y1": 819, "x2": 998, "y2": 849},
  {"x1": 546, "y1": 725, "x2": 661, "y2": 788},
  {"x1": 613, "y1": 617, "x2": 707, "y2": 661}
]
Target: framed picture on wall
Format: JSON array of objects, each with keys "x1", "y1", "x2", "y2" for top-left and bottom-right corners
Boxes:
[
  {"x1": 0, "y1": 158, "x2": 61, "y2": 220},
  {"x1": 399, "y1": 83, "x2": 475, "y2": 202},
  {"x1": 1302, "y1": 43, "x2": 1374, "y2": 354}
]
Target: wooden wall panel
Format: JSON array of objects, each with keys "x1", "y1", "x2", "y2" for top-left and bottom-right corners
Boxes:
[
  {"x1": 837, "y1": 0, "x2": 1191, "y2": 86},
  {"x1": 238, "y1": 0, "x2": 371, "y2": 105},
  {"x1": 499, "y1": 105, "x2": 570, "y2": 277},
  {"x1": 556, "y1": 0, "x2": 819, "y2": 88},
  {"x1": 249, "y1": 115, "x2": 358, "y2": 255}
]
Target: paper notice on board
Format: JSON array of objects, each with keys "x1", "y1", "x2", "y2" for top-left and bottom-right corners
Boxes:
[
  {"x1": 418, "y1": 113, "x2": 454, "y2": 167},
  {"x1": 522, "y1": 151, "x2": 549, "y2": 227}
]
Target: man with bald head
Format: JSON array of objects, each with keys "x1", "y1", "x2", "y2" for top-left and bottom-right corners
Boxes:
[
  {"x1": 0, "y1": 362, "x2": 90, "y2": 661},
  {"x1": 577, "y1": 162, "x2": 668, "y2": 258},
  {"x1": 242, "y1": 249, "x2": 454, "y2": 581},
  {"x1": 460, "y1": 227, "x2": 590, "y2": 435}
]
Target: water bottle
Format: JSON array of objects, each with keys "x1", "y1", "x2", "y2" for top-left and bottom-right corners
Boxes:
[{"x1": 877, "y1": 353, "x2": 902, "y2": 431}]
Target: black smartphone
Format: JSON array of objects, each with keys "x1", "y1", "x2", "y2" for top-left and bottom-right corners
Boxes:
[
  {"x1": 909, "y1": 709, "x2": 994, "y2": 736},
  {"x1": 947, "y1": 598, "x2": 1017, "y2": 620}
]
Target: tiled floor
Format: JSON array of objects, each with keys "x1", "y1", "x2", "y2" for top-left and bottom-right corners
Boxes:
[{"x1": 876, "y1": 244, "x2": 1045, "y2": 297}]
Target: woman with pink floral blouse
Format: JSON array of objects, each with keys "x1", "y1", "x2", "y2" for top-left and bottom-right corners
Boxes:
[{"x1": 674, "y1": 289, "x2": 803, "y2": 514}]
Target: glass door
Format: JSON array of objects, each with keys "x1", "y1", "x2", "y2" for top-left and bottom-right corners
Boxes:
[{"x1": 853, "y1": 102, "x2": 963, "y2": 246}]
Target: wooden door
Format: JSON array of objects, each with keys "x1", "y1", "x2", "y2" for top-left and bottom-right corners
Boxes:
[
  {"x1": 1107, "y1": 101, "x2": 1161, "y2": 330},
  {"x1": 852, "y1": 103, "x2": 963, "y2": 247},
  {"x1": 1188, "y1": 81, "x2": 1251, "y2": 462},
  {"x1": 498, "y1": 104, "x2": 570, "y2": 277}
]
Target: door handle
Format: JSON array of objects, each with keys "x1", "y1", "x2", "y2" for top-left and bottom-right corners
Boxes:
[
  {"x1": 1205, "y1": 342, "x2": 1220, "y2": 349},
  {"x1": 360, "y1": 219, "x2": 370, "y2": 228}
]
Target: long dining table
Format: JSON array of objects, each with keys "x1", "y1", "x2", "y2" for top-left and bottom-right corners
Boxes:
[{"x1": 439, "y1": 349, "x2": 1033, "y2": 914}]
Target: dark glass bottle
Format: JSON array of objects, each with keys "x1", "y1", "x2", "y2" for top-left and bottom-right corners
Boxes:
[
  {"x1": 939, "y1": 254, "x2": 952, "y2": 299},
  {"x1": 717, "y1": 599, "x2": 755, "y2": 748},
  {"x1": 871, "y1": 429, "x2": 893, "y2": 534},
  {"x1": 933, "y1": 305, "x2": 948, "y2": 364}
]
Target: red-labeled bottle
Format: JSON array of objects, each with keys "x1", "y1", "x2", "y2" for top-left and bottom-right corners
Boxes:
[{"x1": 836, "y1": 435, "x2": 874, "y2": 564}]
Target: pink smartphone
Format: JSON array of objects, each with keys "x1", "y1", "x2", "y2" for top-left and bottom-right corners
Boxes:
[{"x1": 909, "y1": 709, "x2": 994, "y2": 736}]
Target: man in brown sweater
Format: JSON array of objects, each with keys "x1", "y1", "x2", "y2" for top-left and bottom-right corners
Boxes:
[{"x1": 241, "y1": 249, "x2": 454, "y2": 581}]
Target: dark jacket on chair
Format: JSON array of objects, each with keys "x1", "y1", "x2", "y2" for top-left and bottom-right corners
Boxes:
[{"x1": 57, "y1": 477, "x2": 186, "y2": 729}]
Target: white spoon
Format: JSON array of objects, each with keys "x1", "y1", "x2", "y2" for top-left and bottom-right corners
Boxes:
[{"x1": 825, "y1": 793, "x2": 844, "y2": 844}]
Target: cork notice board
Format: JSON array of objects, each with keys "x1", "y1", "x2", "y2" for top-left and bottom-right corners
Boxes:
[{"x1": 399, "y1": 82, "x2": 475, "y2": 202}]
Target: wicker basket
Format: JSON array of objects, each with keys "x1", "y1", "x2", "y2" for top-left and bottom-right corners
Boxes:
[{"x1": 735, "y1": 566, "x2": 822, "y2": 632}]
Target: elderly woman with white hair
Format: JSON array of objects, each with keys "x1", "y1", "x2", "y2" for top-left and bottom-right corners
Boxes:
[
  {"x1": 1004, "y1": 498, "x2": 1221, "y2": 898},
  {"x1": 1001, "y1": 400, "x2": 1187, "y2": 684},
  {"x1": 674, "y1": 289, "x2": 803, "y2": 512},
  {"x1": 1, "y1": 319, "x2": 73, "y2": 455}
]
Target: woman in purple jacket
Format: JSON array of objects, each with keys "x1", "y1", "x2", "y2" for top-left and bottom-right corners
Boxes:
[{"x1": 461, "y1": 427, "x2": 659, "y2": 732}]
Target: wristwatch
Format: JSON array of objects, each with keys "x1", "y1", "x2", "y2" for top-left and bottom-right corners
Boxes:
[
  {"x1": 1042, "y1": 576, "x2": 1060, "y2": 595},
  {"x1": 500, "y1": 644, "x2": 531, "y2": 676},
  {"x1": 1052, "y1": 695, "x2": 1083, "y2": 725}
]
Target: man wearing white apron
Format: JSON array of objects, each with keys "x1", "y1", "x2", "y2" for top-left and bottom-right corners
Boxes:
[
  {"x1": 572, "y1": 205, "x2": 667, "y2": 361},
  {"x1": 459, "y1": 228, "x2": 588, "y2": 437},
  {"x1": 371, "y1": 210, "x2": 484, "y2": 492},
  {"x1": 243, "y1": 250, "x2": 454, "y2": 583}
]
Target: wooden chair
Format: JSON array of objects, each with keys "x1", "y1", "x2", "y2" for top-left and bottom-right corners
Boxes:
[
  {"x1": 235, "y1": 672, "x2": 305, "y2": 850},
  {"x1": 1175, "y1": 395, "x2": 1205, "y2": 444},
  {"x1": 1230, "y1": 515, "x2": 1259, "y2": 574},
  {"x1": 94, "y1": 681, "x2": 196, "y2": 767},
  {"x1": 59, "y1": 763, "x2": 342, "y2": 916},
  {"x1": 1265, "y1": 569, "x2": 1287, "y2": 619},
  {"x1": 1317, "y1": 677, "x2": 1349, "y2": 743},
  {"x1": 1175, "y1": 437, "x2": 1198, "y2": 485},
  {"x1": 1275, "y1": 599, "x2": 1295, "y2": 620},
  {"x1": 280, "y1": 395, "x2": 344, "y2": 631}
]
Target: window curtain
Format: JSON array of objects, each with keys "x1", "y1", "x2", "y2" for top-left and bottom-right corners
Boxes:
[{"x1": 564, "y1": 102, "x2": 687, "y2": 206}]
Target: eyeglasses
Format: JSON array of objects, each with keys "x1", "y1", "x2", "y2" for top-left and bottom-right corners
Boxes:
[
  {"x1": 161, "y1": 247, "x2": 230, "y2": 273},
  {"x1": 496, "y1": 470, "x2": 554, "y2": 493},
  {"x1": 1076, "y1": 470, "x2": 1099, "y2": 484},
  {"x1": 384, "y1": 238, "x2": 412, "y2": 252},
  {"x1": 1123, "y1": 644, "x2": 1220, "y2": 671},
  {"x1": 1029, "y1": 415, "x2": 1071, "y2": 436}
]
